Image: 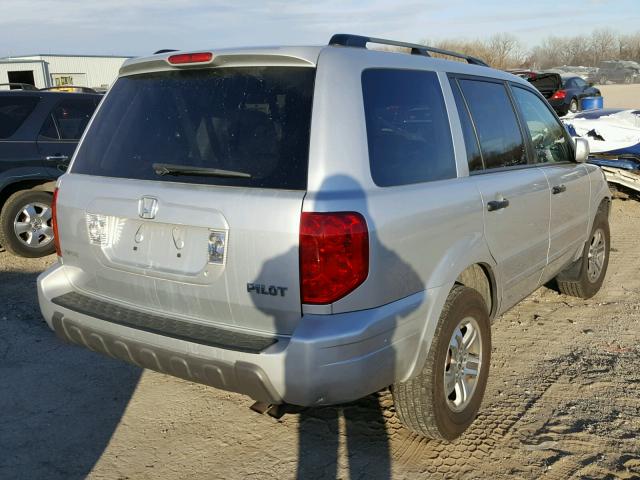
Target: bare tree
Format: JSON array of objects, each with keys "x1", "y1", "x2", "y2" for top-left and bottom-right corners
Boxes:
[
  {"x1": 590, "y1": 29, "x2": 617, "y2": 65},
  {"x1": 420, "y1": 28, "x2": 640, "y2": 70}
]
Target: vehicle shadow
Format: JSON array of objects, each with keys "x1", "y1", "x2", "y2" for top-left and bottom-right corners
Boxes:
[
  {"x1": 0, "y1": 261, "x2": 141, "y2": 480},
  {"x1": 251, "y1": 175, "x2": 425, "y2": 479}
]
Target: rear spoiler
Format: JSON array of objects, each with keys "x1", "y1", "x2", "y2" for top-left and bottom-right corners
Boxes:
[{"x1": 120, "y1": 49, "x2": 317, "y2": 77}]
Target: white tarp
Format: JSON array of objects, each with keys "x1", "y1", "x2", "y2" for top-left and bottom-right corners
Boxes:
[{"x1": 563, "y1": 109, "x2": 640, "y2": 155}]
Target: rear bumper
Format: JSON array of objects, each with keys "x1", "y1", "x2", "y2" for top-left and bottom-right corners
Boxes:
[{"x1": 38, "y1": 263, "x2": 438, "y2": 406}]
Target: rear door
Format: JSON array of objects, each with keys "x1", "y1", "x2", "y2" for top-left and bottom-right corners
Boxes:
[
  {"x1": 58, "y1": 65, "x2": 316, "y2": 335},
  {"x1": 451, "y1": 77, "x2": 551, "y2": 311},
  {"x1": 510, "y1": 85, "x2": 590, "y2": 276},
  {"x1": 0, "y1": 95, "x2": 42, "y2": 173},
  {"x1": 37, "y1": 96, "x2": 99, "y2": 172}
]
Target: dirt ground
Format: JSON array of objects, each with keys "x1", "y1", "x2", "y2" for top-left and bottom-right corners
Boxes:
[
  {"x1": 1, "y1": 199, "x2": 640, "y2": 480},
  {"x1": 597, "y1": 84, "x2": 640, "y2": 109}
]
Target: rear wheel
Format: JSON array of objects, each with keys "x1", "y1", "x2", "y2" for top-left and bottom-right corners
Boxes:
[
  {"x1": 556, "y1": 207, "x2": 610, "y2": 299},
  {"x1": 392, "y1": 285, "x2": 491, "y2": 441},
  {"x1": 569, "y1": 98, "x2": 579, "y2": 113},
  {"x1": 0, "y1": 190, "x2": 55, "y2": 258}
]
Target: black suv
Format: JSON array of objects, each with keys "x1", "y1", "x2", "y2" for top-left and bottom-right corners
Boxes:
[
  {"x1": 0, "y1": 89, "x2": 101, "y2": 257},
  {"x1": 594, "y1": 61, "x2": 640, "y2": 84}
]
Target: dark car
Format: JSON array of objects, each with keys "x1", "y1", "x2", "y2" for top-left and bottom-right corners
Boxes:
[
  {"x1": 527, "y1": 73, "x2": 600, "y2": 116},
  {"x1": 594, "y1": 60, "x2": 640, "y2": 84},
  {"x1": 0, "y1": 89, "x2": 101, "y2": 257}
]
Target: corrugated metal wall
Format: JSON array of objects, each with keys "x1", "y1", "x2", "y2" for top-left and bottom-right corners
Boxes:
[
  {"x1": 40, "y1": 56, "x2": 128, "y2": 89},
  {"x1": 0, "y1": 55, "x2": 129, "y2": 89}
]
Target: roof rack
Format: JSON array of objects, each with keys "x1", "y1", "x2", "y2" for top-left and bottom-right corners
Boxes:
[
  {"x1": 0, "y1": 83, "x2": 38, "y2": 91},
  {"x1": 329, "y1": 34, "x2": 489, "y2": 67}
]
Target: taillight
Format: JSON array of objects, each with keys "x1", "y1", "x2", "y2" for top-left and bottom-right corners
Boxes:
[
  {"x1": 51, "y1": 188, "x2": 61, "y2": 257},
  {"x1": 300, "y1": 212, "x2": 369, "y2": 304},
  {"x1": 551, "y1": 89, "x2": 567, "y2": 100},
  {"x1": 167, "y1": 52, "x2": 213, "y2": 65}
]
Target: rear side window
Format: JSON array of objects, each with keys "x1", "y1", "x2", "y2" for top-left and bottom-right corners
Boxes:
[
  {"x1": 457, "y1": 79, "x2": 527, "y2": 170},
  {"x1": 72, "y1": 67, "x2": 315, "y2": 190},
  {"x1": 0, "y1": 96, "x2": 39, "y2": 138},
  {"x1": 362, "y1": 69, "x2": 456, "y2": 187}
]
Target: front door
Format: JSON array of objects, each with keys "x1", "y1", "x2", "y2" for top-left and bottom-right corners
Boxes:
[{"x1": 510, "y1": 85, "x2": 591, "y2": 276}]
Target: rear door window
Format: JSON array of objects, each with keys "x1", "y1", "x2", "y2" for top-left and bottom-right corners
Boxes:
[
  {"x1": 39, "y1": 97, "x2": 99, "y2": 140},
  {"x1": 72, "y1": 67, "x2": 315, "y2": 190},
  {"x1": 0, "y1": 96, "x2": 40, "y2": 138},
  {"x1": 457, "y1": 79, "x2": 527, "y2": 170},
  {"x1": 362, "y1": 69, "x2": 456, "y2": 187},
  {"x1": 53, "y1": 98, "x2": 99, "y2": 140}
]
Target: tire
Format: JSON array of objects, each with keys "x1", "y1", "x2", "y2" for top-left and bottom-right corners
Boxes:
[
  {"x1": 556, "y1": 206, "x2": 610, "y2": 299},
  {"x1": 599, "y1": 75, "x2": 607, "y2": 85},
  {"x1": 392, "y1": 285, "x2": 491, "y2": 441},
  {"x1": 0, "y1": 190, "x2": 55, "y2": 258},
  {"x1": 569, "y1": 98, "x2": 579, "y2": 113}
]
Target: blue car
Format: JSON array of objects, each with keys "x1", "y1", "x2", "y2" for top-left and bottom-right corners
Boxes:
[{"x1": 528, "y1": 73, "x2": 601, "y2": 116}]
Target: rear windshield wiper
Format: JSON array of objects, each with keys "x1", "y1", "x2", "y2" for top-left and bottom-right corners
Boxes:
[{"x1": 152, "y1": 163, "x2": 251, "y2": 179}]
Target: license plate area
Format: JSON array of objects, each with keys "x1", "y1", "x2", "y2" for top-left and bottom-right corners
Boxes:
[{"x1": 99, "y1": 217, "x2": 219, "y2": 276}]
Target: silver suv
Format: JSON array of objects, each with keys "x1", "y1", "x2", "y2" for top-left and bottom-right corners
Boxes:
[{"x1": 37, "y1": 35, "x2": 611, "y2": 441}]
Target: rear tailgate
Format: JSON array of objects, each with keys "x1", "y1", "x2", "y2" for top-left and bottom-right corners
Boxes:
[
  {"x1": 57, "y1": 63, "x2": 315, "y2": 336},
  {"x1": 529, "y1": 73, "x2": 562, "y2": 99}
]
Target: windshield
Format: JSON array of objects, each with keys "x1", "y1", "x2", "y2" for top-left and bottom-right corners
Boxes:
[{"x1": 72, "y1": 67, "x2": 315, "y2": 190}]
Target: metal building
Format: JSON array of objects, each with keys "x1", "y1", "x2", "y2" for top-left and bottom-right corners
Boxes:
[{"x1": 0, "y1": 54, "x2": 130, "y2": 90}]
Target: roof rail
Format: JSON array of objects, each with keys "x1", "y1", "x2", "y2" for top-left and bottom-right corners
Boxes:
[
  {"x1": 329, "y1": 34, "x2": 489, "y2": 67},
  {"x1": 0, "y1": 83, "x2": 38, "y2": 91},
  {"x1": 40, "y1": 85, "x2": 98, "y2": 93}
]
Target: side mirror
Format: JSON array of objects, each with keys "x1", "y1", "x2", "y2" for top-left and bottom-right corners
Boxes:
[{"x1": 573, "y1": 137, "x2": 589, "y2": 163}]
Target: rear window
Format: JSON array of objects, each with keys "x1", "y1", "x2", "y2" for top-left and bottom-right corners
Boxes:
[
  {"x1": 0, "y1": 96, "x2": 39, "y2": 138},
  {"x1": 72, "y1": 67, "x2": 315, "y2": 190},
  {"x1": 362, "y1": 69, "x2": 456, "y2": 187}
]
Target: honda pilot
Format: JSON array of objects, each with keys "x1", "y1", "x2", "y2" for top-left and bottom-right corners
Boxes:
[{"x1": 37, "y1": 35, "x2": 611, "y2": 441}]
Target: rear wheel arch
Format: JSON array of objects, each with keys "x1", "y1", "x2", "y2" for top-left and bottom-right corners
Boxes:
[
  {"x1": 0, "y1": 179, "x2": 56, "y2": 211},
  {"x1": 598, "y1": 197, "x2": 611, "y2": 217},
  {"x1": 455, "y1": 263, "x2": 496, "y2": 319}
]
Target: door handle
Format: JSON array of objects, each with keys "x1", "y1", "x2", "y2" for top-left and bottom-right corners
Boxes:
[
  {"x1": 45, "y1": 155, "x2": 69, "y2": 162},
  {"x1": 487, "y1": 199, "x2": 510, "y2": 212},
  {"x1": 552, "y1": 184, "x2": 567, "y2": 194}
]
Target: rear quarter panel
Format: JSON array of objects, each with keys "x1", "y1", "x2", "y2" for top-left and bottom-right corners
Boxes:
[{"x1": 305, "y1": 48, "x2": 501, "y2": 379}]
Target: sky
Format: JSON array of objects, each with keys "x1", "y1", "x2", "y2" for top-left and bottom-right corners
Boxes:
[{"x1": 0, "y1": 0, "x2": 639, "y2": 57}]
